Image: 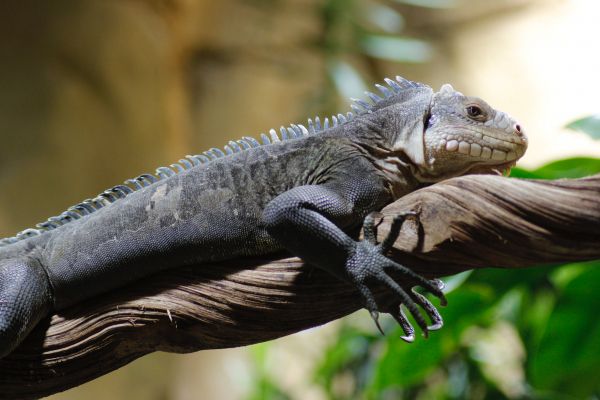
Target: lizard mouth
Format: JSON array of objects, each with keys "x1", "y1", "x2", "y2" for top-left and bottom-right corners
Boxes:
[{"x1": 465, "y1": 160, "x2": 517, "y2": 177}]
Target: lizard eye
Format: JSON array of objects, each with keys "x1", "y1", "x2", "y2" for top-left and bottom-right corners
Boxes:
[{"x1": 466, "y1": 105, "x2": 484, "y2": 120}]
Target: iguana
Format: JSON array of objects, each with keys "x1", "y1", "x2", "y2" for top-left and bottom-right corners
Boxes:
[{"x1": 0, "y1": 76, "x2": 527, "y2": 358}]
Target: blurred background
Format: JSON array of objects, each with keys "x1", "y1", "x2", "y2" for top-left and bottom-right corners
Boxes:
[{"x1": 1, "y1": 0, "x2": 599, "y2": 399}]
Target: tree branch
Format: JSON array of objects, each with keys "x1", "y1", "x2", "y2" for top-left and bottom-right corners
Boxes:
[{"x1": 1, "y1": 174, "x2": 599, "y2": 399}]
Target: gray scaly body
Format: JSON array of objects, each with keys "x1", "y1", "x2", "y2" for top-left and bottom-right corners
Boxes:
[{"x1": 0, "y1": 77, "x2": 527, "y2": 357}]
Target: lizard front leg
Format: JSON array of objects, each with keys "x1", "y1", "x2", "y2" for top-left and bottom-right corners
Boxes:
[
  {"x1": 0, "y1": 257, "x2": 53, "y2": 358},
  {"x1": 263, "y1": 183, "x2": 446, "y2": 339}
]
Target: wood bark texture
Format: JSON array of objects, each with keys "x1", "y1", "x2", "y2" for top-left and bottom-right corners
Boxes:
[{"x1": 1, "y1": 174, "x2": 599, "y2": 399}]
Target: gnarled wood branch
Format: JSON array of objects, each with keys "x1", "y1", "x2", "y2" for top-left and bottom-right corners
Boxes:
[{"x1": 1, "y1": 174, "x2": 599, "y2": 399}]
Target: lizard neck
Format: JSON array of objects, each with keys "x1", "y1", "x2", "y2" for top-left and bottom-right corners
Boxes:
[
  {"x1": 344, "y1": 112, "x2": 423, "y2": 200},
  {"x1": 374, "y1": 154, "x2": 422, "y2": 200}
]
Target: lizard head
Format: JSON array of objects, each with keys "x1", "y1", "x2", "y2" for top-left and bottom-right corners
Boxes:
[{"x1": 418, "y1": 83, "x2": 527, "y2": 181}]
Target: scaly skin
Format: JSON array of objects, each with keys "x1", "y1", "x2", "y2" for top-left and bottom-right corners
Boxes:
[{"x1": 0, "y1": 77, "x2": 527, "y2": 358}]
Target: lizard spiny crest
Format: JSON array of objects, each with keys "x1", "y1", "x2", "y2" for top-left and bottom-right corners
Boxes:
[{"x1": 0, "y1": 76, "x2": 422, "y2": 246}]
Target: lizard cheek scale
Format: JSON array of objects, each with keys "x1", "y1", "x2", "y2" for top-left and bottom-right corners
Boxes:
[{"x1": 0, "y1": 76, "x2": 527, "y2": 358}]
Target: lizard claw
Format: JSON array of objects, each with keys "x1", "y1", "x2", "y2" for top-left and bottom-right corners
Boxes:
[
  {"x1": 430, "y1": 279, "x2": 448, "y2": 306},
  {"x1": 432, "y1": 278, "x2": 445, "y2": 291},
  {"x1": 392, "y1": 305, "x2": 415, "y2": 343},
  {"x1": 357, "y1": 282, "x2": 385, "y2": 336},
  {"x1": 370, "y1": 310, "x2": 386, "y2": 336},
  {"x1": 411, "y1": 290, "x2": 444, "y2": 331},
  {"x1": 348, "y1": 211, "x2": 446, "y2": 341}
]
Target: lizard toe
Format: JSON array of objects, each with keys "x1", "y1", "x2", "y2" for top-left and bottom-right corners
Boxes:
[{"x1": 389, "y1": 305, "x2": 415, "y2": 343}]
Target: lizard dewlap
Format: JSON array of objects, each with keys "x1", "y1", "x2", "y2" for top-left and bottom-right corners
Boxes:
[{"x1": 0, "y1": 76, "x2": 527, "y2": 357}]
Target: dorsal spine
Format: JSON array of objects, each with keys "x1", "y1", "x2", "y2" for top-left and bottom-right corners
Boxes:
[{"x1": 0, "y1": 76, "x2": 418, "y2": 246}]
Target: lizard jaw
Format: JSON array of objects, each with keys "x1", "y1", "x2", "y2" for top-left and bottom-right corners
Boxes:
[
  {"x1": 465, "y1": 160, "x2": 517, "y2": 177},
  {"x1": 430, "y1": 131, "x2": 526, "y2": 178}
]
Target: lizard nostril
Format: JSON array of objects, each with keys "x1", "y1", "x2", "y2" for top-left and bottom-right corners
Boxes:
[{"x1": 514, "y1": 124, "x2": 523, "y2": 135}]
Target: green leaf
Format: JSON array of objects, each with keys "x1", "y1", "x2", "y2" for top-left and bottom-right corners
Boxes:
[
  {"x1": 565, "y1": 115, "x2": 600, "y2": 140},
  {"x1": 510, "y1": 157, "x2": 600, "y2": 180},
  {"x1": 529, "y1": 265, "x2": 600, "y2": 397},
  {"x1": 468, "y1": 267, "x2": 559, "y2": 295},
  {"x1": 509, "y1": 167, "x2": 543, "y2": 179},
  {"x1": 531, "y1": 157, "x2": 600, "y2": 179},
  {"x1": 359, "y1": 34, "x2": 433, "y2": 63},
  {"x1": 441, "y1": 270, "x2": 473, "y2": 293}
]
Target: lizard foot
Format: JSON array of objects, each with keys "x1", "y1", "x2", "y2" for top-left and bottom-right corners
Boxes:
[
  {"x1": 383, "y1": 280, "x2": 445, "y2": 342},
  {"x1": 349, "y1": 211, "x2": 446, "y2": 341},
  {"x1": 0, "y1": 258, "x2": 53, "y2": 358}
]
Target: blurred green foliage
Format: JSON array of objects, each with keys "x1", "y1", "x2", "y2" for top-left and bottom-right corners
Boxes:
[{"x1": 248, "y1": 0, "x2": 600, "y2": 397}]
